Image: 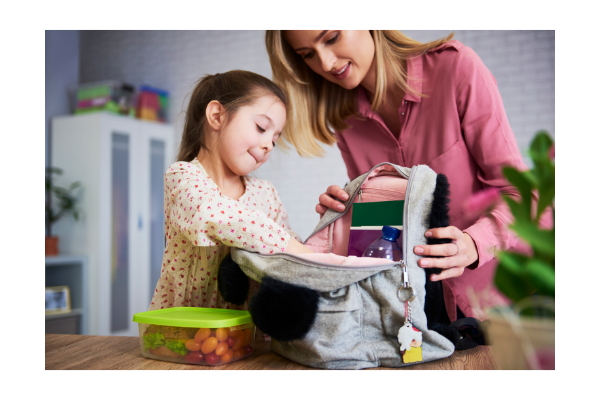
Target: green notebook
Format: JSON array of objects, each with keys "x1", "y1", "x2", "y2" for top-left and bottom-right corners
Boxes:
[{"x1": 351, "y1": 200, "x2": 404, "y2": 227}]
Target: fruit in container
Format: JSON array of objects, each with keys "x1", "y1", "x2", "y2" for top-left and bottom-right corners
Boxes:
[
  {"x1": 133, "y1": 307, "x2": 256, "y2": 366},
  {"x1": 185, "y1": 339, "x2": 202, "y2": 352},
  {"x1": 205, "y1": 352, "x2": 219, "y2": 365},
  {"x1": 242, "y1": 329, "x2": 253, "y2": 346},
  {"x1": 201, "y1": 337, "x2": 219, "y2": 354},
  {"x1": 185, "y1": 351, "x2": 205, "y2": 364},
  {"x1": 195, "y1": 328, "x2": 211, "y2": 343},
  {"x1": 229, "y1": 329, "x2": 244, "y2": 338},
  {"x1": 216, "y1": 328, "x2": 228, "y2": 342},
  {"x1": 215, "y1": 342, "x2": 229, "y2": 356},
  {"x1": 232, "y1": 336, "x2": 244, "y2": 351},
  {"x1": 233, "y1": 348, "x2": 245, "y2": 360},
  {"x1": 220, "y1": 349, "x2": 234, "y2": 363}
]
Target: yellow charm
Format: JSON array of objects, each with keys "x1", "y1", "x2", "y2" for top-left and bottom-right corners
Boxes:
[{"x1": 402, "y1": 345, "x2": 423, "y2": 363}]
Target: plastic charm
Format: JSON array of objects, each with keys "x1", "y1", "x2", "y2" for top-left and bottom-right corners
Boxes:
[{"x1": 397, "y1": 321, "x2": 423, "y2": 363}]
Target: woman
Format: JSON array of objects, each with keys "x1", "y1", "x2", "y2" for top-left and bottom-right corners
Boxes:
[{"x1": 265, "y1": 30, "x2": 536, "y2": 321}]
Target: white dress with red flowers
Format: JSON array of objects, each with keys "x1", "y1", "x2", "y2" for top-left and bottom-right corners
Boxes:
[{"x1": 149, "y1": 158, "x2": 300, "y2": 311}]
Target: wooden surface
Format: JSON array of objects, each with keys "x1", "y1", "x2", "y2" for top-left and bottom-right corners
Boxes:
[{"x1": 46, "y1": 334, "x2": 498, "y2": 370}]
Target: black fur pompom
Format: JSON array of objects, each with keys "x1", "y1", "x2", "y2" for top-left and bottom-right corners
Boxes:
[
  {"x1": 217, "y1": 254, "x2": 249, "y2": 305},
  {"x1": 424, "y1": 173, "x2": 455, "y2": 342},
  {"x1": 249, "y1": 277, "x2": 319, "y2": 341},
  {"x1": 427, "y1": 173, "x2": 452, "y2": 245}
]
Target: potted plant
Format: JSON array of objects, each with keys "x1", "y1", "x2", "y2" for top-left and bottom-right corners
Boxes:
[
  {"x1": 466, "y1": 131, "x2": 555, "y2": 370},
  {"x1": 45, "y1": 167, "x2": 81, "y2": 256}
]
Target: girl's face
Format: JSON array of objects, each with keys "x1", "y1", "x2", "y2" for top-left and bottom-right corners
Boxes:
[
  {"x1": 215, "y1": 94, "x2": 286, "y2": 177},
  {"x1": 284, "y1": 30, "x2": 376, "y2": 90}
]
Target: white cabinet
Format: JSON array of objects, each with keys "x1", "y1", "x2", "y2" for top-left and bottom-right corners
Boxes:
[{"x1": 52, "y1": 113, "x2": 175, "y2": 336}]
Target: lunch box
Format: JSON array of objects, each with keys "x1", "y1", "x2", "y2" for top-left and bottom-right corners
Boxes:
[{"x1": 133, "y1": 307, "x2": 256, "y2": 366}]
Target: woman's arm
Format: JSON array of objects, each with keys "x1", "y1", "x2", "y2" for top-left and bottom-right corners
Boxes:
[
  {"x1": 415, "y1": 46, "x2": 551, "y2": 279},
  {"x1": 315, "y1": 132, "x2": 356, "y2": 215}
]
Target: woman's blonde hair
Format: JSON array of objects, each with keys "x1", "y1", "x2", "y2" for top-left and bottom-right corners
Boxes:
[
  {"x1": 177, "y1": 70, "x2": 287, "y2": 162},
  {"x1": 265, "y1": 30, "x2": 454, "y2": 157}
]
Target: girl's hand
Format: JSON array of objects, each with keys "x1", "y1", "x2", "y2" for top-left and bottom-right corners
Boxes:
[
  {"x1": 413, "y1": 227, "x2": 478, "y2": 281},
  {"x1": 316, "y1": 185, "x2": 349, "y2": 215}
]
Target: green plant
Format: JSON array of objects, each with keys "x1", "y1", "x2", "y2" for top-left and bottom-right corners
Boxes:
[
  {"x1": 45, "y1": 167, "x2": 81, "y2": 237},
  {"x1": 494, "y1": 131, "x2": 555, "y2": 304}
]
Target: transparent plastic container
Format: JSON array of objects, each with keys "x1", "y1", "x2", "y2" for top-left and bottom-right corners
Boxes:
[
  {"x1": 361, "y1": 225, "x2": 403, "y2": 262},
  {"x1": 133, "y1": 307, "x2": 256, "y2": 366}
]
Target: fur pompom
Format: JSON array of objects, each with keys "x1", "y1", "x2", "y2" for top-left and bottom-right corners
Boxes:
[
  {"x1": 448, "y1": 317, "x2": 483, "y2": 350},
  {"x1": 217, "y1": 254, "x2": 249, "y2": 305},
  {"x1": 249, "y1": 277, "x2": 319, "y2": 341},
  {"x1": 424, "y1": 173, "x2": 456, "y2": 343},
  {"x1": 428, "y1": 173, "x2": 452, "y2": 245}
]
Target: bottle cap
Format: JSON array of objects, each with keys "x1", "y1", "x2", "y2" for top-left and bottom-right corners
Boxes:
[{"x1": 382, "y1": 226, "x2": 401, "y2": 241}]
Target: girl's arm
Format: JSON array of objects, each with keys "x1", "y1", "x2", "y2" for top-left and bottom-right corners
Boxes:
[{"x1": 285, "y1": 238, "x2": 313, "y2": 254}]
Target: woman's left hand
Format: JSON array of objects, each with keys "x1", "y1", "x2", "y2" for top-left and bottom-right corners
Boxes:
[{"x1": 413, "y1": 227, "x2": 479, "y2": 281}]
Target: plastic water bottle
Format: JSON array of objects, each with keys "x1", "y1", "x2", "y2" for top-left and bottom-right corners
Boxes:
[{"x1": 362, "y1": 226, "x2": 403, "y2": 261}]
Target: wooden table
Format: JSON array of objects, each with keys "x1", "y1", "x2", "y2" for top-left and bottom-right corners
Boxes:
[{"x1": 46, "y1": 334, "x2": 497, "y2": 370}]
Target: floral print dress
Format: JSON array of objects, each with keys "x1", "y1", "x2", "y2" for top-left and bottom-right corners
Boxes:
[{"x1": 149, "y1": 158, "x2": 301, "y2": 312}]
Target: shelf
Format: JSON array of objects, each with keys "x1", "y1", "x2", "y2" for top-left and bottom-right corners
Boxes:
[
  {"x1": 45, "y1": 254, "x2": 87, "y2": 267},
  {"x1": 46, "y1": 308, "x2": 83, "y2": 321}
]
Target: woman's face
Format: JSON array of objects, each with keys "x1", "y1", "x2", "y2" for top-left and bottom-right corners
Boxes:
[{"x1": 284, "y1": 30, "x2": 376, "y2": 90}]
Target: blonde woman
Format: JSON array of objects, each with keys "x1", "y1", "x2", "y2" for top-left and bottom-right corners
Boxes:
[{"x1": 266, "y1": 30, "x2": 545, "y2": 322}]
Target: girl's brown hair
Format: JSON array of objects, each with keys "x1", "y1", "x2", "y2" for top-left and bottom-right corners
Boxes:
[
  {"x1": 265, "y1": 30, "x2": 454, "y2": 157},
  {"x1": 177, "y1": 70, "x2": 287, "y2": 162}
]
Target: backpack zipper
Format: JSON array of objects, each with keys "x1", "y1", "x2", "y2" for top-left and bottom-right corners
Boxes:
[{"x1": 402, "y1": 166, "x2": 418, "y2": 263}]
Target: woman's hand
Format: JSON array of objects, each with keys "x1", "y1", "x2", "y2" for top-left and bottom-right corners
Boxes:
[
  {"x1": 316, "y1": 185, "x2": 349, "y2": 215},
  {"x1": 413, "y1": 227, "x2": 479, "y2": 281}
]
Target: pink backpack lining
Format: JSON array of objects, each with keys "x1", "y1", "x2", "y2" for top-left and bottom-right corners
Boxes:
[{"x1": 305, "y1": 165, "x2": 408, "y2": 257}]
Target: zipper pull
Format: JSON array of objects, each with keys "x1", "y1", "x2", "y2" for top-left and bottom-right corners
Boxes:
[
  {"x1": 397, "y1": 260, "x2": 415, "y2": 302},
  {"x1": 358, "y1": 189, "x2": 362, "y2": 202}
]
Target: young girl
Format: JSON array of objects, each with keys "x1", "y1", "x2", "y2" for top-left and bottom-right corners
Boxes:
[{"x1": 149, "y1": 70, "x2": 311, "y2": 311}]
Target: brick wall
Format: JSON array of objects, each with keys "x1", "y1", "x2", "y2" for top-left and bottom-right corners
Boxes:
[{"x1": 80, "y1": 30, "x2": 554, "y2": 240}]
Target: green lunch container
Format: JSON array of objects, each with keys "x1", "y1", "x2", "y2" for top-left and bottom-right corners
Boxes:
[{"x1": 133, "y1": 307, "x2": 256, "y2": 366}]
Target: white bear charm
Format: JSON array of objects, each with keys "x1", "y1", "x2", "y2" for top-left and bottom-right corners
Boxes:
[{"x1": 397, "y1": 321, "x2": 423, "y2": 352}]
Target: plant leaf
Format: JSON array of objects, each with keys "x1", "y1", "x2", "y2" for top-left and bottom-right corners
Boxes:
[
  {"x1": 509, "y1": 221, "x2": 555, "y2": 257},
  {"x1": 536, "y1": 156, "x2": 556, "y2": 221},
  {"x1": 503, "y1": 195, "x2": 528, "y2": 222},
  {"x1": 502, "y1": 166, "x2": 532, "y2": 218},
  {"x1": 525, "y1": 258, "x2": 555, "y2": 297},
  {"x1": 529, "y1": 131, "x2": 553, "y2": 164},
  {"x1": 495, "y1": 251, "x2": 534, "y2": 302}
]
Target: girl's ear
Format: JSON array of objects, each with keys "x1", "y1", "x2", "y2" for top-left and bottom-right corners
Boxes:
[{"x1": 206, "y1": 100, "x2": 225, "y2": 131}]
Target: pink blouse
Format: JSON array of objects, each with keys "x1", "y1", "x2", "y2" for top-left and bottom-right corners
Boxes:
[{"x1": 335, "y1": 40, "x2": 532, "y2": 321}]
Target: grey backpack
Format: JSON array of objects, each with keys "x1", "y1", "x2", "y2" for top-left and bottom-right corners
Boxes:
[{"x1": 219, "y1": 163, "x2": 462, "y2": 369}]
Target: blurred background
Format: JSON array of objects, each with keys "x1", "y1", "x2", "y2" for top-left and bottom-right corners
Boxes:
[{"x1": 45, "y1": 30, "x2": 554, "y2": 337}]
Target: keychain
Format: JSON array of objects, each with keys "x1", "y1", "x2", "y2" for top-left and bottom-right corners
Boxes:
[{"x1": 397, "y1": 261, "x2": 423, "y2": 363}]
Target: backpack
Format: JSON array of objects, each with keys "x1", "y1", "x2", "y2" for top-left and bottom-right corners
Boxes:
[{"x1": 218, "y1": 162, "x2": 479, "y2": 369}]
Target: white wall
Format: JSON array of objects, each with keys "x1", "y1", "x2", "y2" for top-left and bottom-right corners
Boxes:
[{"x1": 78, "y1": 30, "x2": 554, "y2": 240}]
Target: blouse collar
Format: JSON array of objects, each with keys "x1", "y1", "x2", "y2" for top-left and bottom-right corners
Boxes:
[{"x1": 190, "y1": 158, "x2": 249, "y2": 201}]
